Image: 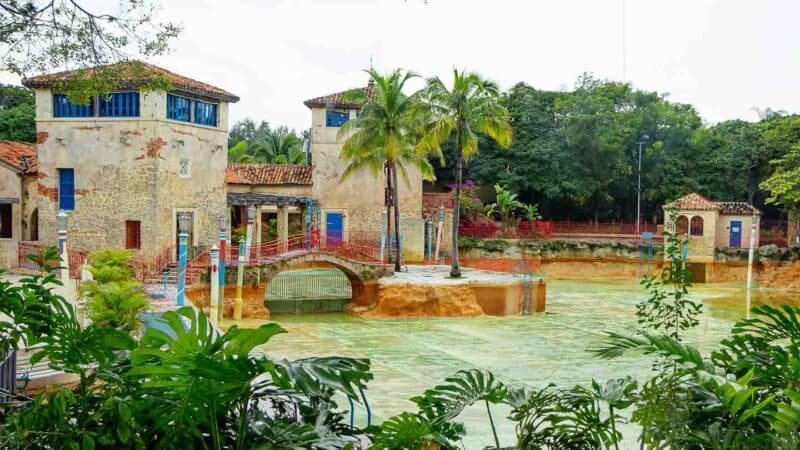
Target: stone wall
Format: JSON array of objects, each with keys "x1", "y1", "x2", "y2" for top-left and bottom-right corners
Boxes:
[{"x1": 34, "y1": 88, "x2": 229, "y2": 260}]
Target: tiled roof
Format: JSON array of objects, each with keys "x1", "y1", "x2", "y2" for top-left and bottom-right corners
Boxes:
[
  {"x1": 22, "y1": 61, "x2": 239, "y2": 103},
  {"x1": 225, "y1": 163, "x2": 313, "y2": 186},
  {"x1": 303, "y1": 79, "x2": 375, "y2": 109},
  {"x1": 664, "y1": 193, "x2": 720, "y2": 211},
  {"x1": 0, "y1": 141, "x2": 37, "y2": 174},
  {"x1": 718, "y1": 202, "x2": 761, "y2": 216},
  {"x1": 664, "y1": 193, "x2": 762, "y2": 216}
]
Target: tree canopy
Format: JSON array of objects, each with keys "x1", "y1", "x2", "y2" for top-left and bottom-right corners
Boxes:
[{"x1": 0, "y1": 84, "x2": 35, "y2": 142}]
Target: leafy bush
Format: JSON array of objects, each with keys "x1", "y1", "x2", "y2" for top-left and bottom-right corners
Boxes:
[
  {"x1": 83, "y1": 281, "x2": 149, "y2": 330},
  {"x1": 458, "y1": 237, "x2": 510, "y2": 253},
  {"x1": 87, "y1": 248, "x2": 134, "y2": 282}
]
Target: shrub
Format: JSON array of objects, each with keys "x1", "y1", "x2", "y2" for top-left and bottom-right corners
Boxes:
[
  {"x1": 83, "y1": 281, "x2": 149, "y2": 330},
  {"x1": 87, "y1": 248, "x2": 134, "y2": 282}
]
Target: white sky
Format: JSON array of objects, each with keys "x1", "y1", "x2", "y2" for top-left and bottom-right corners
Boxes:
[{"x1": 5, "y1": 0, "x2": 800, "y2": 131}]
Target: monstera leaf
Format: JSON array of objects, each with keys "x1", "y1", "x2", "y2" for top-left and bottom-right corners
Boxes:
[{"x1": 370, "y1": 412, "x2": 451, "y2": 450}]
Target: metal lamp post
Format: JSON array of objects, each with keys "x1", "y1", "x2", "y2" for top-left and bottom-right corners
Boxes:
[
  {"x1": 176, "y1": 213, "x2": 191, "y2": 306},
  {"x1": 636, "y1": 136, "x2": 648, "y2": 236},
  {"x1": 217, "y1": 214, "x2": 227, "y2": 322},
  {"x1": 746, "y1": 212, "x2": 759, "y2": 318}
]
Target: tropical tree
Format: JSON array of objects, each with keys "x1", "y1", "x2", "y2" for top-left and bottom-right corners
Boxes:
[
  {"x1": 484, "y1": 184, "x2": 524, "y2": 235},
  {"x1": 419, "y1": 69, "x2": 512, "y2": 277},
  {"x1": 338, "y1": 67, "x2": 437, "y2": 271},
  {"x1": 227, "y1": 127, "x2": 306, "y2": 165}
]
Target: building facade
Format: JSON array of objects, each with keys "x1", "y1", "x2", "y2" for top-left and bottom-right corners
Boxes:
[
  {"x1": 303, "y1": 81, "x2": 425, "y2": 261},
  {"x1": 0, "y1": 142, "x2": 38, "y2": 268},
  {"x1": 22, "y1": 63, "x2": 238, "y2": 260},
  {"x1": 663, "y1": 192, "x2": 761, "y2": 263}
]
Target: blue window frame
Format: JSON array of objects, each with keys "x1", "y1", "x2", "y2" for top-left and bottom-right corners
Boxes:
[
  {"x1": 326, "y1": 110, "x2": 349, "y2": 127},
  {"x1": 53, "y1": 94, "x2": 93, "y2": 117},
  {"x1": 58, "y1": 169, "x2": 75, "y2": 211},
  {"x1": 167, "y1": 94, "x2": 191, "y2": 122},
  {"x1": 194, "y1": 101, "x2": 217, "y2": 127},
  {"x1": 99, "y1": 92, "x2": 139, "y2": 117}
]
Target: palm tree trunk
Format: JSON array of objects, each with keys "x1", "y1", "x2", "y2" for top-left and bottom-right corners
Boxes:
[
  {"x1": 385, "y1": 163, "x2": 392, "y2": 264},
  {"x1": 391, "y1": 163, "x2": 402, "y2": 272},
  {"x1": 451, "y1": 146, "x2": 463, "y2": 278}
]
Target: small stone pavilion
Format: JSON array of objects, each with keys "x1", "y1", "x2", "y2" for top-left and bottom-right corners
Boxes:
[{"x1": 663, "y1": 192, "x2": 761, "y2": 263}]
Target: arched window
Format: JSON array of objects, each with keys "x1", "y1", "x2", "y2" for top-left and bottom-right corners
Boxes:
[
  {"x1": 676, "y1": 215, "x2": 689, "y2": 235},
  {"x1": 690, "y1": 216, "x2": 704, "y2": 236}
]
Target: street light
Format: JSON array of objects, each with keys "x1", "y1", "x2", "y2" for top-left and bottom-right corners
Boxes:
[{"x1": 636, "y1": 136, "x2": 649, "y2": 236}]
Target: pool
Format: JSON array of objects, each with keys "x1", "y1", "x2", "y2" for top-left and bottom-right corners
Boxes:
[{"x1": 254, "y1": 279, "x2": 800, "y2": 448}]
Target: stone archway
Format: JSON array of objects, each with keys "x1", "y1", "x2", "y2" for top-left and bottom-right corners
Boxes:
[{"x1": 259, "y1": 252, "x2": 392, "y2": 309}]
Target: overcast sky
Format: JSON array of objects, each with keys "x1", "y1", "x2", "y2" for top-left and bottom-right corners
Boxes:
[{"x1": 6, "y1": 0, "x2": 800, "y2": 131}]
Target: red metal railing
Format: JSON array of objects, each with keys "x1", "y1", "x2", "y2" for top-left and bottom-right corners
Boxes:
[
  {"x1": 17, "y1": 241, "x2": 86, "y2": 279},
  {"x1": 459, "y1": 220, "x2": 657, "y2": 240},
  {"x1": 760, "y1": 219, "x2": 789, "y2": 248},
  {"x1": 423, "y1": 192, "x2": 455, "y2": 210}
]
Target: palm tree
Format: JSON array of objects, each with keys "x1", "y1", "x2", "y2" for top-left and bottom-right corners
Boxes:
[
  {"x1": 227, "y1": 127, "x2": 306, "y2": 165},
  {"x1": 338, "y1": 68, "x2": 437, "y2": 271},
  {"x1": 419, "y1": 69, "x2": 512, "y2": 277}
]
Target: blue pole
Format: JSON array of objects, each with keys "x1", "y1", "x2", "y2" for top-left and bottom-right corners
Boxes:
[
  {"x1": 177, "y1": 231, "x2": 188, "y2": 306},
  {"x1": 218, "y1": 228, "x2": 226, "y2": 322}
]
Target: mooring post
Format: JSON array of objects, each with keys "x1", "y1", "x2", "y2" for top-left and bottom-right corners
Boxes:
[
  {"x1": 218, "y1": 214, "x2": 227, "y2": 322},
  {"x1": 244, "y1": 206, "x2": 256, "y2": 264},
  {"x1": 177, "y1": 213, "x2": 190, "y2": 307},
  {"x1": 434, "y1": 205, "x2": 444, "y2": 263},
  {"x1": 56, "y1": 210, "x2": 73, "y2": 299},
  {"x1": 209, "y1": 245, "x2": 219, "y2": 325},
  {"x1": 234, "y1": 240, "x2": 245, "y2": 320},
  {"x1": 746, "y1": 212, "x2": 759, "y2": 318}
]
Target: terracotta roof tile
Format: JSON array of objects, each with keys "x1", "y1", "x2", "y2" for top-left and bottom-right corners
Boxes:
[
  {"x1": 303, "y1": 79, "x2": 374, "y2": 109},
  {"x1": 664, "y1": 192, "x2": 720, "y2": 211},
  {"x1": 718, "y1": 202, "x2": 761, "y2": 215},
  {"x1": 23, "y1": 61, "x2": 239, "y2": 103},
  {"x1": 0, "y1": 141, "x2": 37, "y2": 174},
  {"x1": 226, "y1": 163, "x2": 313, "y2": 186}
]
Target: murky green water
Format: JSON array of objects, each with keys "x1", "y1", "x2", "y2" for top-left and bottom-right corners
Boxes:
[{"x1": 255, "y1": 279, "x2": 800, "y2": 448}]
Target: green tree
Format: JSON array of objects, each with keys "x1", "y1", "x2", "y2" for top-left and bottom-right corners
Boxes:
[
  {"x1": 419, "y1": 69, "x2": 512, "y2": 277},
  {"x1": 0, "y1": 1, "x2": 179, "y2": 77},
  {"x1": 228, "y1": 118, "x2": 270, "y2": 148},
  {"x1": 0, "y1": 84, "x2": 35, "y2": 142},
  {"x1": 760, "y1": 116, "x2": 800, "y2": 242},
  {"x1": 338, "y1": 67, "x2": 436, "y2": 271}
]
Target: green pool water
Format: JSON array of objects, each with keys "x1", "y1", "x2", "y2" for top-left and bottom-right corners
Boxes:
[{"x1": 257, "y1": 279, "x2": 800, "y2": 448}]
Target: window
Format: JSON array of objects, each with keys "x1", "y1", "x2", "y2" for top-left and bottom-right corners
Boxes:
[
  {"x1": 125, "y1": 220, "x2": 141, "y2": 249},
  {"x1": 53, "y1": 94, "x2": 93, "y2": 117},
  {"x1": 58, "y1": 169, "x2": 75, "y2": 211},
  {"x1": 167, "y1": 94, "x2": 191, "y2": 122},
  {"x1": 326, "y1": 110, "x2": 349, "y2": 127},
  {"x1": 0, "y1": 204, "x2": 11, "y2": 238},
  {"x1": 690, "y1": 216, "x2": 704, "y2": 236},
  {"x1": 194, "y1": 100, "x2": 217, "y2": 126},
  {"x1": 676, "y1": 215, "x2": 689, "y2": 235},
  {"x1": 99, "y1": 92, "x2": 139, "y2": 117}
]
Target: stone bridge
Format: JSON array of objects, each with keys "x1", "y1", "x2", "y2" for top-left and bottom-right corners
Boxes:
[{"x1": 258, "y1": 250, "x2": 393, "y2": 307}]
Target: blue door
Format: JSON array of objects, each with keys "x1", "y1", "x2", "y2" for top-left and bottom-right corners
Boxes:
[
  {"x1": 326, "y1": 212, "x2": 343, "y2": 246},
  {"x1": 730, "y1": 220, "x2": 742, "y2": 248}
]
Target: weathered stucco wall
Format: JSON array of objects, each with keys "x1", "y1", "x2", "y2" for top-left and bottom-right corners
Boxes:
[
  {"x1": 0, "y1": 164, "x2": 22, "y2": 268},
  {"x1": 716, "y1": 214, "x2": 758, "y2": 248},
  {"x1": 664, "y1": 210, "x2": 718, "y2": 262},
  {"x1": 34, "y1": 88, "x2": 229, "y2": 259}
]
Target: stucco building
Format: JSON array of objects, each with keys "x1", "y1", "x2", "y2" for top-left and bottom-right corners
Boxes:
[
  {"x1": 21, "y1": 62, "x2": 239, "y2": 260},
  {"x1": 0, "y1": 141, "x2": 38, "y2": 268},
  {"x1": 663, "y1": 192, "x2": 761, "y2": 263}
]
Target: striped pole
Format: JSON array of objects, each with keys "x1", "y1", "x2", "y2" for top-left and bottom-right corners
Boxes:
[
  {"x1": 218, "y1": 214, "x2": 227, "y2": 322},
  {"x1": 234, "y1": 241, "x2": 245, "y2": 320},
  {"x1": 177, "y1": 231, "x2": 188, "y2": 306},
  {"x1": 209, "y1": 245, "x2": 219, "y2": 325}
]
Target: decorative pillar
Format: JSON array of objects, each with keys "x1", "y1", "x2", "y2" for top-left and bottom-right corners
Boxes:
[
  {"x1": 244, "y1": 206, "x2": 256, "y2": 263},
  {"x1": 218, "y1": 214, "x2": 227, "y2": 323},
  {"x1": 425, "y1": 219, "x2": 433, "y2": 260},
  {"x1": 234, "y1": 240, "x2": 245, "y2": 320},
  {"x1": 56, "y1": 210, "x2": 76, "y2": 302},
  {"x1": 209, "y1": 245, "x2": 219, "y2": 325},
  {"x1": 176, "y1": 213, "x2": 191, "y2": 307},
  {"x1": 434, "y1": 205, "x2": 445, "y2": 263},
  {"x1": 277, "y1": 204, "x2": 289, "y2": 253}
]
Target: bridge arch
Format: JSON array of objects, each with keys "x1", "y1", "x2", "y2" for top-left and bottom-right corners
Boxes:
[{"x1": 260, "y1": 252, "x2": 392, "y2": 309}]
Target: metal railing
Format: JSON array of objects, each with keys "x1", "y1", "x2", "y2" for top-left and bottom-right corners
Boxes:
[
  {"x1": 0, "y1": 350, "x2": 16, "y2": 403},
  {"x1": 423, "y1": 192, "x2": 455, "y2": 210},
  {"x1": 459, "y1": 220, "x2": 658, "y2": 241},
  {"x1": 17, "y1": 241, "x2": 86, "y2": 279}
]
